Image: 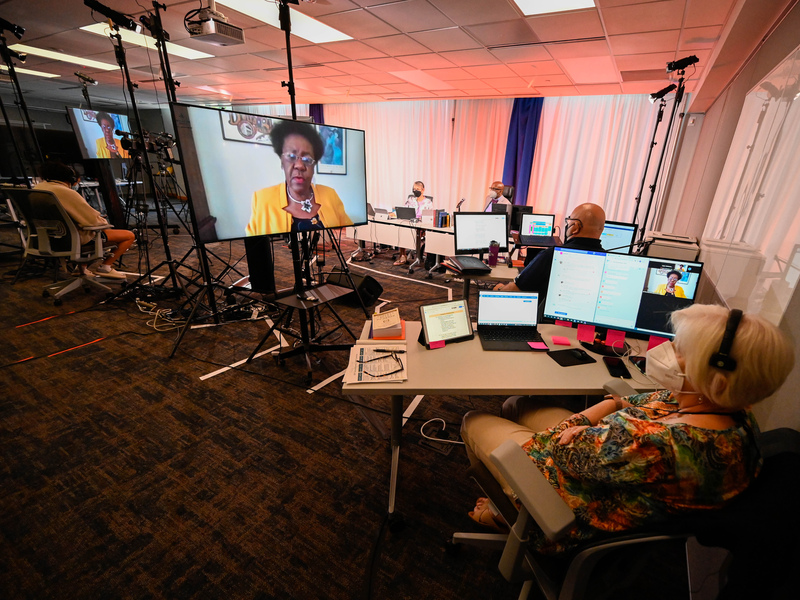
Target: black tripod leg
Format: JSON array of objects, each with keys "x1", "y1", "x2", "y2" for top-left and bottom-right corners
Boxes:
[{"x1": 247, "y1": 311, "x2": 286, "y2": 363}]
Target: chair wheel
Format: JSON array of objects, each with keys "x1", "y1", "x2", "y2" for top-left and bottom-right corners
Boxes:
[
  {"x1": 173, "y1": 227, "x2": 179, "y2": 234},
  {"x1": 43, "y1": 290, "x2": 50, "y2": 298},
  {"x1": 54, "y1": 298, "x2": 63, "y2": 307},
  {"x1": 425, "y1": 273, "x2": 433, "y2": 279},
  {"x1": 408, "y1": 268, "x2": 414, "y2": 275}
]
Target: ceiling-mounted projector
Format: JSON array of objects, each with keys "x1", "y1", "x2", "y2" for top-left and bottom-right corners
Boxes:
[{"x1": 186, "y1": 1, "x2": 245, "y2": 46}]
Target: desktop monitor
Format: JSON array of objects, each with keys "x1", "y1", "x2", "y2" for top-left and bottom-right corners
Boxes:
[
  {"x1": 170, "y1": 102, "x2": 368, "y2": 243},
  {"x1": 453, "y1": 212, "x2": 509, "y2": 254},
  {"x1": 510, "y1": 205, "x2": 533, "y2": 231},
  {"x1": 600, "y1": 220, "x2": 639, "y2": 254},
  {"x1": 519, "y1": 213, "x2": 555, "y2": 237},
  {"x1": 67, "y1": 107, "x2": 133, "y2": 160},
  {"x1": 543, "y1": 247, "x2": 703, "y2": 346}
]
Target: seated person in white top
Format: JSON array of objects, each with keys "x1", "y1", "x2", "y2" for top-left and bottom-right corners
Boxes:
[
  {"x1": 394, "y1": 180, "x2": 433, "y2": 266},
  {"x1": 485, "y1": 180, "x2": 511, "y2": 209},
  {"x1": 33, "y1": 161, "x2": 135, "y2": 279}
]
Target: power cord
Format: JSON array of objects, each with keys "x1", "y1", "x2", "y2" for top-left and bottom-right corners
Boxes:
[{"x1": 420, "y1": 417, "x2": 464, "y2": 445}]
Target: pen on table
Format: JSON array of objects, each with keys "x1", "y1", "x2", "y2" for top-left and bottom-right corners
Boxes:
[{"x1": 373, "y1": 348, "x2": 406, "y2": 353}]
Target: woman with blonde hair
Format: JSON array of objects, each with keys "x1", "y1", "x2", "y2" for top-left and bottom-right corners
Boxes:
[{"x1": 461, "y1": 304, "x2": 795, "y2": 552}]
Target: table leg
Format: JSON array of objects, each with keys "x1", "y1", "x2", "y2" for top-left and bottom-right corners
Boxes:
[
  {"x1": 388, "y1": 394, "x2": 403, "y2": 515},
  {"x1": 462, "y1": 276, "x2": 472, "y2": 299}
]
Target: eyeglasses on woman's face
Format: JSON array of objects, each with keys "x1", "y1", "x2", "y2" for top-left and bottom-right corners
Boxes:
[{"x1": 282, "y1": 152, "x2": 316, "y2": 167}]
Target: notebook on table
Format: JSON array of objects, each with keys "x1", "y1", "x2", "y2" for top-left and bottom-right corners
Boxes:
[
  {"x1": 476, "y1": 290, "x2": 545, "y2": 351},
  {"x1": 449, "y1": 255, "x2": 491, "y2": 274},
  {"x1": 519, "y1": 213, "x2": 562, "y2": 247}
]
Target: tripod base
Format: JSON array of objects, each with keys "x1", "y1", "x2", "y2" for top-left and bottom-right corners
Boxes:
[{"x1": 246, "y1": 283, "x2": 357, "y2": 384}]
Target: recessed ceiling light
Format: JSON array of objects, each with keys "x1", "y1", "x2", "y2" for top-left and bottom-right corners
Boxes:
[
  {"x1": 0, "y1": 64, "x2": 61, "y2": 78},
  {"x1": 512, "y1": 0, "x2": 596, "y2": 17},
  {"x1": 217, "y1": 0, "x2": 352, "y2": 43},
  {"x1": 80, "y1": 23, "x2": 215, "y2": 60},
  {"x1": 9, "y1": 43, "x2": 117, "y2": 71}
]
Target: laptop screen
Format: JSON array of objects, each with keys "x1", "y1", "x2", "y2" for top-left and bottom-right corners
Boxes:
[
  {"x1": 520, "y1": 213, "x2": 555, "y2": 236},
  {"x1": 600, "y1": 220, "x2": 638, "y2": 254},
  {"x1": 478, "y1": 291, "x2": 539, "y2": 327}
]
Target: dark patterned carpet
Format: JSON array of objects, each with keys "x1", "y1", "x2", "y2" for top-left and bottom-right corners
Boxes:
[{"x1": 0, "y1": 223, "x2": 527, "y2": 599}]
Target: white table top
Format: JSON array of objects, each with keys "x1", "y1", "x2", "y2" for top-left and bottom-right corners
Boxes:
[{"x1": 343, "y1": 322, "x2": 655, "y2": 397}]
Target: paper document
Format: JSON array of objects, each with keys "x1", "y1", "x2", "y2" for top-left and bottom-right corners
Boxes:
[
  {"x1": 343, "y1": 344, "x2": 408, "y2": 384},
  {"x1": 372, "y1": 307, "x2": 401, "y2": 331}
]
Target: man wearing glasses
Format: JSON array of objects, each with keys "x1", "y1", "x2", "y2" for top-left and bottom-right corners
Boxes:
[
  {"x1": 485, "y1": 180, "x2": 511, "y2": 209},
  {"x1": 494, "y1": 203, "x2": 605, "y2": 296}
]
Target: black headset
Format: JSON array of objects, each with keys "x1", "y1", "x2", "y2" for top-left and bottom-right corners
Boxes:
[{"x1": 709, "y1": 309, "x2": 743, "y2": 371}]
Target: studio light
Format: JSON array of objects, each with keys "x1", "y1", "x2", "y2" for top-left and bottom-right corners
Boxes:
[
  {"x1": 649, "y1": 84, "x2": 677, "y2": 103},
  {"x1": 666, "y1": 55, "x2": 699, "y2": 73},
  {"x1": 8, "y1": 48, "x2": 27, "y2": 63}
]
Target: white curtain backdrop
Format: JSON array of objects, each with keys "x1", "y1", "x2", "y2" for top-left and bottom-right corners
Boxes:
[
  {"x1": 324, "y1": 99, "x2": 513, "y2": 212},
  {"x1": 528, "y1": 94, "x2": 668, "y2": 228}
]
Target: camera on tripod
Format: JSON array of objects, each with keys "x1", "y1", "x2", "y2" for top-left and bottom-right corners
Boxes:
[{"x1": 117, "y1": 129, "x2": 176, "y2": 162}]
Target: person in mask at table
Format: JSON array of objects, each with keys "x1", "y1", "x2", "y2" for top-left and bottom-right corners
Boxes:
[
  {"x1": 485, "y1": 180, "x2": 511, "y2": 209},
  {"x1": 393, "y1": 180, "x2": 432, "y2": 266},
  {"x1": 460, "y1": 304, "x2": 794, "y2": 554},
  {"x1": 493, "y1": 202, "x2": 605, "y2": 293}
]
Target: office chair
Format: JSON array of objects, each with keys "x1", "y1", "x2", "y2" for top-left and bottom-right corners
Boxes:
[
  {"x1": 503, "y1": 186, "x2": 515, "y2": 203},
  {"x1": 451, "y1": 427, "x2": 800, "y2": 600},
  {"x1": 5, "y1": 188, "x2": 121, "y2": 305}
]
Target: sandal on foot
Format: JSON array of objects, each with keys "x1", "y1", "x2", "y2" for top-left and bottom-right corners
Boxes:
[{"x1": 468, "y1": 497, "x2": 509, "y2": 533}]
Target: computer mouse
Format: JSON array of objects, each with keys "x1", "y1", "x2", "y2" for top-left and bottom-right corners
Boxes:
[{"x1": 571, "y1": 348, "x2": 588, "y2": 360}]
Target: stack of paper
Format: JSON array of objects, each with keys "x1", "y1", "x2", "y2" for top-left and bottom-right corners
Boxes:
[{"x1": 372, "y1": 308, "x2": 404, "y2": 339}]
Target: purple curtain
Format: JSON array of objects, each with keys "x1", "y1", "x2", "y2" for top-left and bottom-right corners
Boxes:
[
  {"x1": 502, "y1": 98, "x2": 543, "y2": 206},
  {"x1": 309, "y1": 104, "x2": 324, "y2": 124}
]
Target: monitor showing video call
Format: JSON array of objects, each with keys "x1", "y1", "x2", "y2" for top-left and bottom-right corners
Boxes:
[
  {"x1": 543, "y1": 247, "x2": 704, "y2": 338},
  {"x1": 68, "y1": 107, "x2": 133, "y2": 160},
  {"x1": 171, "y1": 103, "x2": 368, "y2": 243}
]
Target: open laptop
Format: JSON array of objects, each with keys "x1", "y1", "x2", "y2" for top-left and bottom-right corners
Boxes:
[
  {"x1": 476, "y1": 290, "x2": 544, "y2": 351},
  {"x1": 395, "y1": 206, "x2": 418, "y2": 221},
  {"x1": 518, "y1": 213, "x2": 562, "y2": 247},
  {"x1": 372, "y1": 207, "x2": 391, "y2": 220}
]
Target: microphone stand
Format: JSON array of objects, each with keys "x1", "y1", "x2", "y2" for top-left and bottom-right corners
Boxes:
[
  {"x1": 639, "y1": 70, "x2": 687, "y2": 241},
  {"x1": 632, "y1": 98, "x2": 666, "y2": 241},
  {"x1": 0, "y1": 31, "x2": 44, "y2": 185}
]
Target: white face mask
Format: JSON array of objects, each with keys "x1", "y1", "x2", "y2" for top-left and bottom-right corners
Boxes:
[
  {"x1": 646, "y1": 341, "x2": 687, "y2": 392},
  {"x1": 489, "y1": 190, "x2": 499, "y2": 199}
]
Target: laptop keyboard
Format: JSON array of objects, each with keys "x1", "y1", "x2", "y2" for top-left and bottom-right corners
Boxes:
[{"x1": 481, "y1": 328, "x2": 542, "y2": 342}]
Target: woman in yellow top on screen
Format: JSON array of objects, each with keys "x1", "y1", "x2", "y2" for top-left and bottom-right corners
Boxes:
[
  {"x1": 245, "y1": 121, "x2": 353, "y2": 235},
  {"x1": 94, "y1": 112, "x2": 130, "y2": 159},
  {"x1": 654, "y1": 269, "x2": 687, "y2": 298}
]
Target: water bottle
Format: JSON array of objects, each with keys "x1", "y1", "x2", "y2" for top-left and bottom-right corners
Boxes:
[{"x1": 488, "y1": 240, "x2": 499, "y2": 267}]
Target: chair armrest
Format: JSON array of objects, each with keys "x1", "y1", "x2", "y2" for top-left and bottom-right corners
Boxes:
[
  {"x1": 489, "y1": 440, "x2": 575, "y2": 540},
  {"x1": 81, "y1": 224, "x2": 113, "y2": 231}
]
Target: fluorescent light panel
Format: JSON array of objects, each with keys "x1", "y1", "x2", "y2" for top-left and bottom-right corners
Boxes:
[
  {"x1": 512, "y1": 0, "x2": 596, "y2": 17},
  {"x1": 0, "y1": 64, "x2": 61, "y2": 78},
  {"x1": 217, "y1": 0, "x2": 352, "y2": 43},
  {"x1": 80, "y1": 23, "x2": 215, "y2": 60},
  {"x1": 9, "y1": 43, "x2": 117, "y2": 71}
]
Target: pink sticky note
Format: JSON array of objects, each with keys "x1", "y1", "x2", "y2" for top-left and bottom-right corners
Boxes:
[
  {"x1": 429, "y1": 340, "x2": 446, "y2": 349},
  {"x1": 605, "y1": 329, "x2": 626, "y2": 350},
  {"x1": 551, "y1": 336, "x2": 571, "y2": 346},
  {"x1": 648, "y1": 336, "x2": 669, "y2": 351},
  {"x1": 577, "y1": 323, "x2": 596, "y2": 343},
  {"x1": 528, "y1": 341, "x2": 549, "y2": 351},
  {"x1": 555, "y1": 320, "x2": 572, "y2": 327}
]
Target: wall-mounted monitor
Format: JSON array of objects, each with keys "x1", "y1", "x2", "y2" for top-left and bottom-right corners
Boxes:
[
  {"x1": 543, "y1": 247, "x2": 703, "y2": 342},
  {"x1": 600, "y1": 220, "x2": 639, "y2": 254},
  {"x1": 170, "y1": 103, "x2": 368, "y2": 243},
  {"x1": 67, "y1": 107, "x2": 133, "y2": 160},
  {"x1": 453, "y1": 212, "x2": 509, "y2": 255}
]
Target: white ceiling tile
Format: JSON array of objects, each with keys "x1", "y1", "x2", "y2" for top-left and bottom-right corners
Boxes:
[
  {"x1": 318, "y1": 40, "x2": 388, "y2": 60},
  {"x1": 577, "y1": 83, "x2": 624, "y2": 95},
  {"x1": 489, "y1": 45, "x2": 553, "y2": 63},
  {"x1": 685, "y1": 0, "x2": 736, "y2": 28},
  {"x1": 367, "y1": 0, "x2": 455, "y2": 33},
  {"x1": 363, "y1": 35, "x2": 433, "y2": 56},
  {"x1": 464, "y1": 20, "x2": 540, "y2": 47},
  {"x1": 439, "y1": 49, "x2": 501, "y2": 67},
  {"x1": 679, "y1": 26, "x2": 722, "y2": 50},
  {"x1": 559, "y1": 56, "x2": 619, "y2": 84},
  {"x1": 399, "y1": 54, "x2": 457, "y2": 69},
  {"x1": 422, "y1": 67, "x2": 473, "y2": 81},
  {"x1": 463, "y1": 64, "x2": 517, "y2": 78},
  {"x1": 428, "y1": 0, "x2": 521, "y2": 26},
  {"x1": 409, "y1": 28, "x2": 483, "y2": 52},
  {"x1": 601, "y1": 0, "x2": 685, "y2": 36},
  {"x1": 508, "y1": 61, "x2": 566, "y2": 77},
  {"x1": 608, "y1": 30, "x2": 680, "y2": 54},
  {"x1": 319, "y1": 8, "x2": 400, "y2": 38},
  {"x1": 545, "y1": 40, "x2": 610, "y2": 59},
  {"x1": 525, "y1": 10, "x2": 604, "y2": 42},
  {"x1": 614, "y1": 52, "x2": 676, "y2": 71}
]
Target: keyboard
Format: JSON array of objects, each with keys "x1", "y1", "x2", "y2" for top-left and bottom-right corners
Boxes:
[{"x1": 480, "y1": 327, "x2": 542, "y2": 342}]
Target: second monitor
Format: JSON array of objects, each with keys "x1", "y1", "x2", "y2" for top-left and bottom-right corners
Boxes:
[{"x1": 453, "y1": 212, "x2": 509, "y2": 255}]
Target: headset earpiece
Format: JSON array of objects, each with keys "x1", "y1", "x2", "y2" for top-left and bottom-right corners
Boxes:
[{"x1": 709, "y1": 309, "x2": 743, "y2": 371}]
